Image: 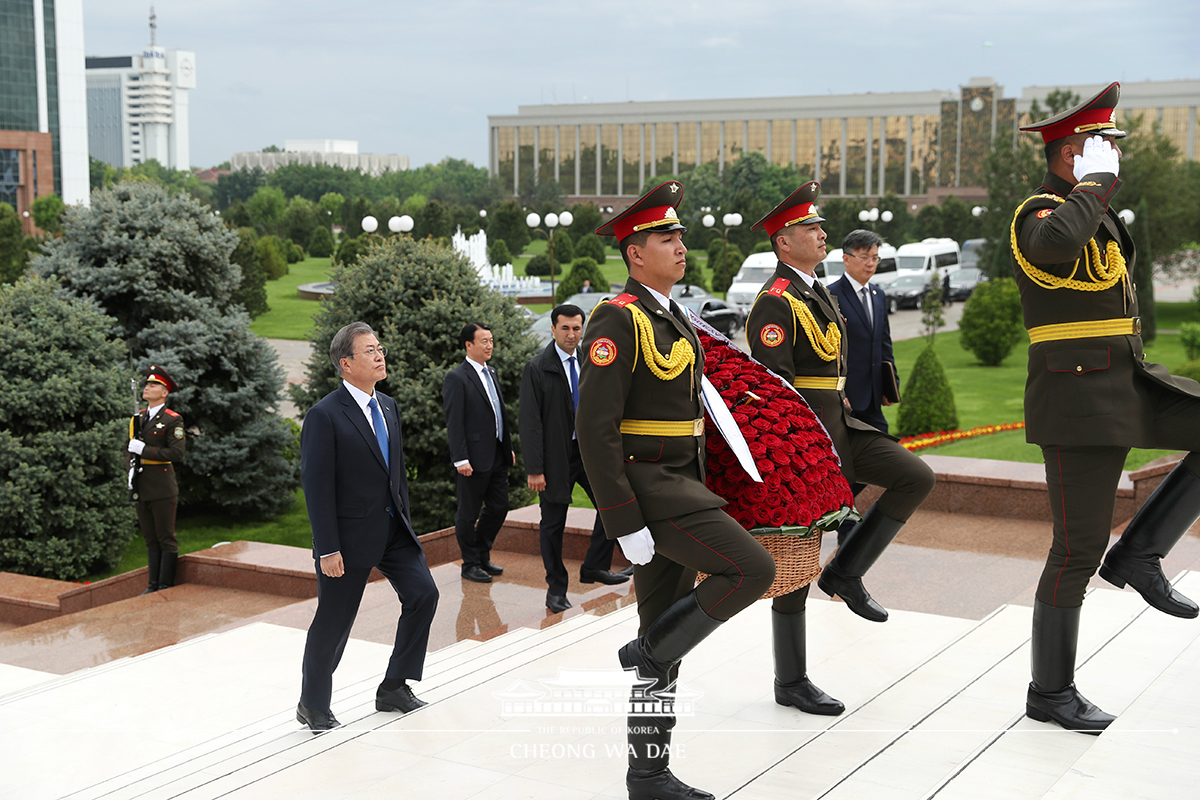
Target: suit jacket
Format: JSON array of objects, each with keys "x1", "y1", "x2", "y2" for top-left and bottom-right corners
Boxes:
[
  {"x1": 576, "y1": 279, "x2": 725, "y2": 538},
  {"x1": 442, "y1": 359, "x2": 513, "y2": 470},
  {"x1": 1013, "y1": 170, "x2": 1200, "y2": 447},
  {"x1": 128, "y1": 406, "x2": 185, "y2": 502},
  {"x1": 746, "y1": 261, "x2": 885, "y2": 481},
  {"x1": 827, "y1": 275, "x2": 896, "y2": 414},
  {"x1": 519, "y1": 342, "x2": 581, "y2": 506},
  {"x1": 301, "y1": 384, "x2": 419, "y2": 568}
]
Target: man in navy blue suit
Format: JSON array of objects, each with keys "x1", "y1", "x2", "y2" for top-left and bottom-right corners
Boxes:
[
  {"x1": 297, "y1": 321, "x2": 439, "y2": 733},
  {"x1": 827, "y1": 229, "x2": 896, "y2": 433}
]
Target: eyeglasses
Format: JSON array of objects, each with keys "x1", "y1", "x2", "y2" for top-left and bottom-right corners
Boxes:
[
  {"x1": 847, "y1": 253, "x2": 881, "y2": 265},
  {"x1": 355, "y1": 345, "x2": 388, "y2": 358}
]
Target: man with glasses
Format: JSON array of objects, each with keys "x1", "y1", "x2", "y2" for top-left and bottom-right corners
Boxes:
[
  {"x1": 443, "y1": 322, "x2": 515, "y2": 583},
  {"x1": 828, "y1": 229, "x2": 897, "y2": 433},
  {"x1": 297, "y1": 321, "x2": 438, "y2": 732}
]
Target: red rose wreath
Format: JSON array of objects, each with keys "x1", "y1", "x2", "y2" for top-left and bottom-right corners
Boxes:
[{"x1": 693, "y1": 320, "x2": 857, "y2": 597}]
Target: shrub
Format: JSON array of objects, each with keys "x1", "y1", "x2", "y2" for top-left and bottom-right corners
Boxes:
[
  {"x1": 958, "y1": 277, "x2": 1024, "y2": 366},
  {"x1": 230, "y1": 227, "x2": 269, "y2": 318},
  {"x1": 0, "y1": 202, "x2": 35, "y2": 285},
  {"x1": 897, "y1": 345, "x2": 959, "y2": 436},
  {"x1": 0, "y1": 277, "x2": 134, "y2": 579},
  {"x1": 488, "y1": 238, "x2": 512, "y2": 267},
  {"x1": 283, "y1": 240, "x2": 305, "y2": 264},
  {"x1": 336, "y1": 236, "x2": 364, "y2": 267},
  {"x1": 682, "y1": 252, "x2": 707, "y2": 291},
  {"x1": 1182, "y1": 323, "x2": 1200, "y2": 361},
  {"x1": 486, "y1": 200, "x2": 531, "y2": 255},
  {"x1": 711, "y1": 244, "x2": 744, "y2": 294},
  {"x1": 1171, "y1": 360, "x2": 1200, "y2": 384},
  {"x1": 257, "y1": 235, "x2": 289, "y2": 279},
  {"x1": 556, "y1": 257, "x2": 609, "y2": 303},
  {"x1": 291, "y1": 236, "x2": 537, "y2": 533},
  {"x1": 32, "y1": 182, "x2": 298, "y2": 518},
  {"x1": 574, "y1": 232, "x2": 606, "y2": 264},
  {"x1": 551, "y1": 230, "x2": 574, "y2": 264},
  {"x1": 307, "y1": 225, "x2": 334, "y2": 258},
  {"x1": 525, "y1": 253, "x2": 553, "y2": 276}
]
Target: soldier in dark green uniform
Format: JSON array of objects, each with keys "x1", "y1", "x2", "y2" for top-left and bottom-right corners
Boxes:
[
  {"x1": 745, "y1": 183, "x2": 935, "y2": 712},
  {"x1": 1012, "y1": 82, "x2": 1200, "y2": 734},
  {"x1": 577, "y1": 181, "x2": 774, "y2": 800},
  {"x1": 127, "y1": 365, "x2": 186, "y2": 593}
]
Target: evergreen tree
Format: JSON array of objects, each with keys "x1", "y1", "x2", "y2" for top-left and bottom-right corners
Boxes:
[
  {"x1": 981, "y1": 132, "x2": 1042, "y2": 278},
  {"x1": 551, "y1": 229, "x2": 574, "y2": 265},
  {"x1": 292, "y1": 236, "x2": 537, "y2": 533},
  {"x1": 487, "y1": 200, "x2": 531, "y2": 255},
  {"x1": 574, "y1": 232, "x2": 606, "y2": 264},
  {"x1": 0, "y1": 203, "x2": 33, "y2": 285},
  {"x1": 682, "y1": 252, "x2": 707, "y2": 290},
  {"x1": 525, "y1": 253, "x2": 552, "y2": 276},
  {"x1": 711, "y1": 244, "x2": 744, "y2": 294},
  {"x1": 958, "y1": 278, "x2": 1023, "y2": 365},
  {"x1": 32, "y1": 182, "x2": 298, "y2": 517},
  {"x1": 257, "y1": 235, "x2": 289, "y2": 279},
  {"x1": 230, "y1": 227, "x2": 269, "y2": 318},
  {"x1": 0, "y1": 277, "x2": 134, "y2": 579},
  {"x1": 897, "y1": 346, "x2": 959, "y2": 436},
  {"x1": 31, "y1": 194, "x2": 65, "y2": 235},
  {"x1": 556, "y1": 257, "x2": 609, "y2": 302},
  {"x1": 488, "y1": 238, "x2": 512, "y2": 267},
  {"x1": 566, "y1": 203, "x2": 602, "y2": 239},
  {"x1": 308, "y1": 225, "x2": 335, "y2": 258}
]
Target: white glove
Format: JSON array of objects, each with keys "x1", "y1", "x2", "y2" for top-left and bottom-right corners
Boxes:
[
  {"x1": 618, "y1": 527, "x2": 655, "y2": 566},
  {"x1": 127, "y1": 439, "x2": 146, "y2": 455},
  {"x1": 1073, "y1": 135, "x2": 1120, "y2": 181}
]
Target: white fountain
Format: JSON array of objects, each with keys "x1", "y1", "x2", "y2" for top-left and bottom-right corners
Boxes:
[{"x1": 452, "y1": 226, "x2": 544, "y2": 297}]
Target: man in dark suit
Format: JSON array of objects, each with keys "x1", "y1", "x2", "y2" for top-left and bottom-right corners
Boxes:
[
  {"x1": 519, "y1": 303, "x2": 630, "y2": 614},
  {"x1": 443, "y1": 322, "x2": 514, "y2": 583},
  {"x1": 297, "y1": 321, "x2": 439, "y2": 733},
  {"x1": 1012, "y1": 83, "x2": 1200, "y2": 734},
  {"x1": 828, "y1": 229, "x2": 896, "y2": 433},
  {"x1": 127, "y1": 365, "x2": 185, "y2": 594}
]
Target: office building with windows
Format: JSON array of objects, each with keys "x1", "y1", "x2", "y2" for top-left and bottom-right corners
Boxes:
[
  {"x1": 488, "y1": 77, "x2": 1200, "y2": 207},
  {"x1": 0, "y1": 0, "x2": 89, "y2": 230},
  {"x1": 86, "y1": 46, "x2": 195, "y2": 171}
]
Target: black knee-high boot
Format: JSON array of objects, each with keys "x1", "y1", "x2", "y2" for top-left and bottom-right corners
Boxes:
[
  {"x1": 627, "y1": 721, "x2": 713, "y2": 800},
  {"x1": 142, "y1": 548, "x2": 161, "y2": 594},
  {"x1": 158, "y1": 551, "x2": 178, "y2": 589},
  {"x1": 818, "y1": 504, "x2": 904, "y2": 622},
  {"x1": 772, "y1": 607, "x2": 844, "y2": 715},
  {"x1": 1100, "y1": 464, "x2": 1200, "y2": 619},
  {"x1": 1025, "y1": 600, "x2": 1115, "y2": 735}
]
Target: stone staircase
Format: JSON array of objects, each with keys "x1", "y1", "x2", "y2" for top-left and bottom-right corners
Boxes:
[{"x1": 1, "y1": 573, "x2": 1197, "y2": 799}]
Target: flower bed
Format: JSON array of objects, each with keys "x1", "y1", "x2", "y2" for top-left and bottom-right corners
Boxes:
[{"x1": 899, "y1": 421, "x2": 1026, "y2": 452}]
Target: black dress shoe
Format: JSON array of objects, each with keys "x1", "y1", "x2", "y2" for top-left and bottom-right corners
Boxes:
[
  {"x1": 616, "y1": 565, "x2": 635, "y2": 577},
  {"x1": 376, "y1": 683, "x2": 427, "y2": 713},
  {"x1": 775, "y1": 677, "x2": 845, "y2": 716},
  {"x1": 296, "y1": 703, "x2": 340, "y2": 733},
  {"x1": 546, "y1": 592, "x2": 572, "y2": 613},
  {"x1": 627, "y1": 767, "x2": 715, "y2": 800},
  {"x1": 481, "y1": 561, "x2": 504, "y2": 576},
  {"x1": 1026, "y1": 682, "x2": 1114, "y2": 735},
  {"x1": 462, "y1": 565, "x2": 492, "y2": 583},
  {"x1": 580, "y1": 567, "x2": 630, "y2": 585},
  {"x1": 818, "y1": 568, "x2": 888, "y2": 622}
]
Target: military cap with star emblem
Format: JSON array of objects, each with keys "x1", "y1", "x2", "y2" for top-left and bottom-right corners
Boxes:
[
  {"x1": 751, "y1": 180, "x2": 825, "y2": 237},
  {"x1": 144, "y1": 365, "x2": 178, "y2": 393},
  {"x1": 595, "y1": 180, "x2": 686, "y2": 241},
  {"x1": 1020, "y1": 81, "x2": 1127, "y2": 144}
]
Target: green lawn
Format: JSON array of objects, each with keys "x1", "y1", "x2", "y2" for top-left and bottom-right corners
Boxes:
[
  {"x1": 93, "y1": 489, "x2": 313, "y2": 581},
  {"x1": 249, "y1": 257, "x2": 333, "y2": 340},
  {"x1": 1154, "y1": 301, "x2": 1200, "y2": 332}
]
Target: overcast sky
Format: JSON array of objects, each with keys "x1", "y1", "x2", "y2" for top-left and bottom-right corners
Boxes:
[{"x1": 81, "y1": 1, "x2": 1199, "y2": 171}]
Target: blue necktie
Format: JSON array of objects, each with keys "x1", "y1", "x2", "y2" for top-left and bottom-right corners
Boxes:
[
  {"x1": 368, "y1": 397, "x2": 390, "y2": 469},
  {"x1": 568, "y1": 355, "x2": 579, "y2": 412},
  {"x1": 484, "y1": 368, "x2": 503, "y2": 440}
]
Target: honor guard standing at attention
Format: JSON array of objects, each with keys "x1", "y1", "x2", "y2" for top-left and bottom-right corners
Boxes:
[
  {"x1": 1012, "y1": 82, "x2": 1200, "y2": 734},
  {"x1": 127, "y1": 365, "x2": 186, "y2": 594},
  {"x1": 577, "y1": 181, "x2": 775, "y2": 800},
  {"x1": 745, "y1": 184, "x2": 935, "y2": 706}
]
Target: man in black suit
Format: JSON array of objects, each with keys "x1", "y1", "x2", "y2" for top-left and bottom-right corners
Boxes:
[
  {"x1": 519, "y1": 304, "x2": 630, "y2": 614},
  {"x1": 297, "y1": 321, "x2": 439, "y2": 733},
  {"x1": 443, "y1": 322, "x2": 514, "y2": 583},
  {"x1": 827, "y1": 229, "x2": 897, "y2": 434}
]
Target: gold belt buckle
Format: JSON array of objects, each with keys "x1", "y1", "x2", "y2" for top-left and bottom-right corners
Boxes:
[
  {"x1": 1132, "y1": 316, "x2": 1142, "y2": 335},
  {"x1": 692, "y1": 418, "x2": 704, "y2": 436}
]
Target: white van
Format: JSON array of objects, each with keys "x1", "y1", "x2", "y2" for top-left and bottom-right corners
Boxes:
[
  {"x1": 725, "y1": 252, "x2": 779, "y2": 315},
  {"x1": 894, "y1": 238, "x2": 961, "y2": 281},
  {"x1": 817, "y1": 243, "x2": 898, "y2": 286}
]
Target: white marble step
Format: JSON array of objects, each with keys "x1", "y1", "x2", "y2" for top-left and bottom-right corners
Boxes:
[
  {"x1": 0, "y1": 662, "x2": 55, "y2": 699},
  {"x1": 928, "y1": 572, "x2": 1200, "y2": 800}
]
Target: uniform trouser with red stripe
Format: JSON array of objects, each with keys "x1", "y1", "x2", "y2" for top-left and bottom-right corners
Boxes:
[
  {"x1": 1039, "y1": 382, "x2": 1200, "y2": 607},
  {"x1": 633, "y1": 507, "x2": 775, "y2": 634}
]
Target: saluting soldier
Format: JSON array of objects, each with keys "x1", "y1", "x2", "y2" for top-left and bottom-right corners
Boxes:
[
  {"x1": 745, "y1": 183, "x2": 935, "y2": 711},
  {"x1": 1012, "y1": 82, "x2": 1200, "y2": 734},
  {"x1": 127, "y1": 365, "x2": 186, "y2": 594},
  {"x1": 577, "y1": 181, "x2": 774, "y2": 800}
]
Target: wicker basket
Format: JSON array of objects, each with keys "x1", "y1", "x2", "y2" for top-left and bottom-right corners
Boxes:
[{"x1": 697, "y1": 529, "x2": 824, "y2": 599}]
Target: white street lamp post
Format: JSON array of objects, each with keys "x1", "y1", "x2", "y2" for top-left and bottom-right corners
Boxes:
[{"x1": 527, "y1": 210, "x2": 574, "y2": 299}]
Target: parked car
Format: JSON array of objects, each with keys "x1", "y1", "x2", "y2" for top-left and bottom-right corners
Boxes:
[
  {"x1": 560, "y1": 291, "x2": 618, "y2": 315},
  {"x1": 817, "y1": 244, "x2": 898, "y2": 286},
  {"x1": 946, "y1": 267, "x2": 985, "y2": 301},
  {"x1": 678, "y1": 297, "x2": 743, "y2": 337},
  {"x1": 895, "y1": 238, "x2": 961, "y2": 284},
  {"x1": 671, "y1": 284, "x2": 713, "y2": 301},
  {"x1": 883, "y1": 274, "x2": 933, "y2": 312},
  {"x1": 960, "y1": 238, "x2": 987, "y2": 270},
  {"x1": 526, "y1": 311, "x2": 554, "y2": 347}
]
